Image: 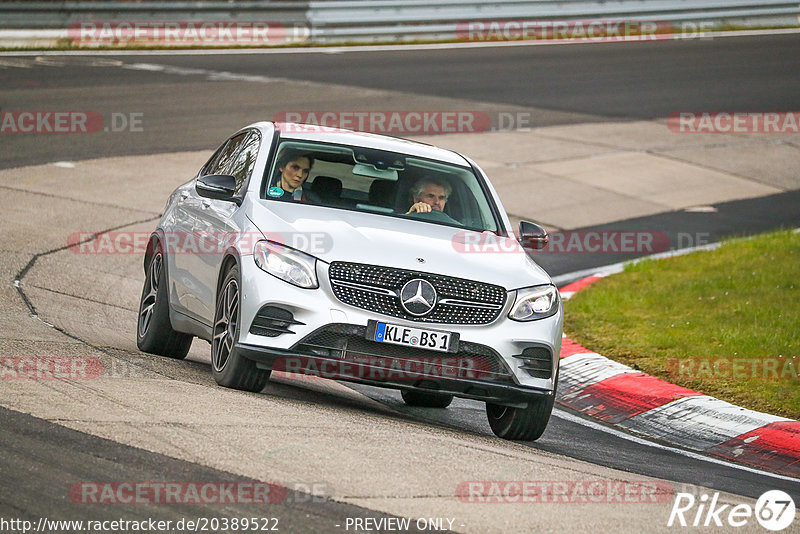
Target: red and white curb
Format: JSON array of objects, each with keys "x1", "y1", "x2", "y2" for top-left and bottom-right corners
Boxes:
[{"x1": 557, "y1": 274, "x2": 800, "y2": 479}]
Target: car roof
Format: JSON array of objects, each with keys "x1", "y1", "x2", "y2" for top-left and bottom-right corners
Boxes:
[{"x1": 244, "y1": 121, "x2": 471, "y2": 167}]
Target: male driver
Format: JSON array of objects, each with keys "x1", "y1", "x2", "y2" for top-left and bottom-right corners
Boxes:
[
  {"x1": 406, "y1": 178, "x2": 451, "y2": 214},
  {"x1": 405, "y1": 178, "x2": 460, "y2": 224}
]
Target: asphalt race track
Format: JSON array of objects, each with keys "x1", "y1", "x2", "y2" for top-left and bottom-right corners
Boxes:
[
  {"x1": 1, "y1": 34, "x2": 799, "y2": 533},
  {"x1": 2, "y1": 33, "x2": 799, "y2": 170}
]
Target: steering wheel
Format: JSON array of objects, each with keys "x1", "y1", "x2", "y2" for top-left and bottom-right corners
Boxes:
[{"x1": 407, "y1": 209, "x2": 460, "y2": 225}]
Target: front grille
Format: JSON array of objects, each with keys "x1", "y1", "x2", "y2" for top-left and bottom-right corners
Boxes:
[
  {"x1": 291, "y1": 324, "x2": 514, "y2": 383},
  {"x1": 328, "y1": 262, "x2": 507, "y2": 325}
]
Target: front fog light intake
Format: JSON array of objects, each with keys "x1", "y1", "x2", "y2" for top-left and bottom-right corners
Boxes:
[
  {"x1": 254, "y1": 240, "x2": 319, "y2": 289},
  {"x1": 249, "y1": 305, "x2": 305, "y2": 337},
  {"x1": 508, "y1": 284, "x2": 559, "y2": 321},
  {"x1": 513, "y1": 346, "x2": 553, "y2": 379}
]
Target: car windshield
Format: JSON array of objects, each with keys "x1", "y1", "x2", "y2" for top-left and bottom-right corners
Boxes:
[{"x1": 261, "y1": 139, "x2": 499, "y2": 232}]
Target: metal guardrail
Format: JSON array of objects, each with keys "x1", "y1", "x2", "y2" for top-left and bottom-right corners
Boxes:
[
  {"x1": 309, "y1": 0, "x2": 799, "y2": 22},
  {"x1": 306, "y1": 0, "x2": 800, "y2": 42},
  {"x1": 0, "y1": 0, "x2": 797, "y2": 47}
]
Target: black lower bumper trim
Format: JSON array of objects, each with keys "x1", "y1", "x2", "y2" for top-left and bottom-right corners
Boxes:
[{"x1": 236, "y1": 342, "x2": 551, "y2": 407}]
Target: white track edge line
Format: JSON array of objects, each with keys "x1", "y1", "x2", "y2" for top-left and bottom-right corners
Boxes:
[{"x1": 552, "y1": 407, "x2": 800, "y2": 484}]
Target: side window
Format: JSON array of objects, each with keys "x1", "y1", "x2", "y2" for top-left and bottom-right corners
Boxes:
[
  {"x1": 205, "y1": 132, "x2": 248, "y2": 177},
  {"x1": 229, "y1": 131, "x2": 261, "y2": 195}
]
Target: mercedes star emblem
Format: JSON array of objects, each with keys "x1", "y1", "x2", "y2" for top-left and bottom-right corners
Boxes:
[{"x1": 400, "y1": 279, "x2": 437, "y2": 316}]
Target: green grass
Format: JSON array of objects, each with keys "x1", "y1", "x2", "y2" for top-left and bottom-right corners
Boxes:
[{"x1": 564, "y1": 229, "x2": 800, "y2": 420}]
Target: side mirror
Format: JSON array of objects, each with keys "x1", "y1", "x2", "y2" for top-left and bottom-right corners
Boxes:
[
  {"x1": 518, "y1": 221, "x2": 549, "y2": 251},
  {"x1": 196, "y1": 174, "x2": 239, "y2": 203}
]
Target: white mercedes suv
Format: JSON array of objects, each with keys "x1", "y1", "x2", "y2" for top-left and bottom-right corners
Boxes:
[{"x1": 137, "y1": 122, "x2": 563, "y2": 441}]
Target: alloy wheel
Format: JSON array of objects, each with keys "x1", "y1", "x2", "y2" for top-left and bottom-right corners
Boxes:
[
  {"x1": 212, "y1": 278, "x2": 239, "y2": 372},
  {"x1": 138, "y1": 252, "x2": 162, "y2": 336}
]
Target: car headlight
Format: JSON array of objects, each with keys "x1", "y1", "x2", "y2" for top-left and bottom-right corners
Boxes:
[
  {"x1": 508, "y1": 284, "x2": 559, "y2": 321},
  {"x1": 253, "y1": 240, "x2": 318, "y2": 289}
]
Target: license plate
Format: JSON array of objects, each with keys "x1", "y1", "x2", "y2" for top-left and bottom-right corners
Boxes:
[{"x1": 369, "y1": 321, "x2": 458, "y2": 353}]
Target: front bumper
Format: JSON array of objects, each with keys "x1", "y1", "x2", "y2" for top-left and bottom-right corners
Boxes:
[{"x1": 238, "y1": 255, "x2": 563, "y2": 403}]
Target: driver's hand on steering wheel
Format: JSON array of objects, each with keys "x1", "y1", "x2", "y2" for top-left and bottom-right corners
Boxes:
[{"x1": 406, "y1": 202, "x2": 433, "y2": 214}]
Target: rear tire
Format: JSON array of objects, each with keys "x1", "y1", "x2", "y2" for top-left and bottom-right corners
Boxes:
[
  {"x1": 401, "y1": 389, "x2": 453, "y2": 408},
  {"x1": 486, "y1": 370, "x2": 558, "y2": 441},
  {"x1": 136, "y1": 242, "x2": 192, "y2": 359},
  {"x1": 211, "y1": 264, "x2": 270, "y2": 392}
]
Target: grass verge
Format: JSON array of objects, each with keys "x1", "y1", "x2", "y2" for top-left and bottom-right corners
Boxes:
[{"x1": 564, "y1": 229, "x2": 800, "y2": 420}]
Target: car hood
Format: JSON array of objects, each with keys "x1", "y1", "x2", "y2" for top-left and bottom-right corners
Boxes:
[{"x1": 247, "y1": 200, "x2": 552, "y2": 290}]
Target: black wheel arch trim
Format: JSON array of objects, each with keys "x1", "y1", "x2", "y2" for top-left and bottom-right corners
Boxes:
[
  {"x1": 216, "y1": 247, "x2": 242, "y2": 294},
  {"x1": 146, "y1": 229, "x2": 185, "y2": 334}
]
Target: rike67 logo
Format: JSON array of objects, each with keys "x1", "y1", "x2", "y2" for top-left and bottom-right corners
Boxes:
[{"x1": 668, "y1": 490, "x2": 795, "y2": 531}]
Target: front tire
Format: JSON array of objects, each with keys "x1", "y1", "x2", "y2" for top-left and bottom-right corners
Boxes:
[
  {"x1": 211, "y1": 264, "x2": 270, "y2": 392},
  {"x1": 136, "y1": 242, "x2": 192, "y2": 359},
  {"x1": 401, "y1": 389, "x2": 453, "y2": 408},
  {"x1": 486, "y1": 370, "x2": 558, "y2": 441}
]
